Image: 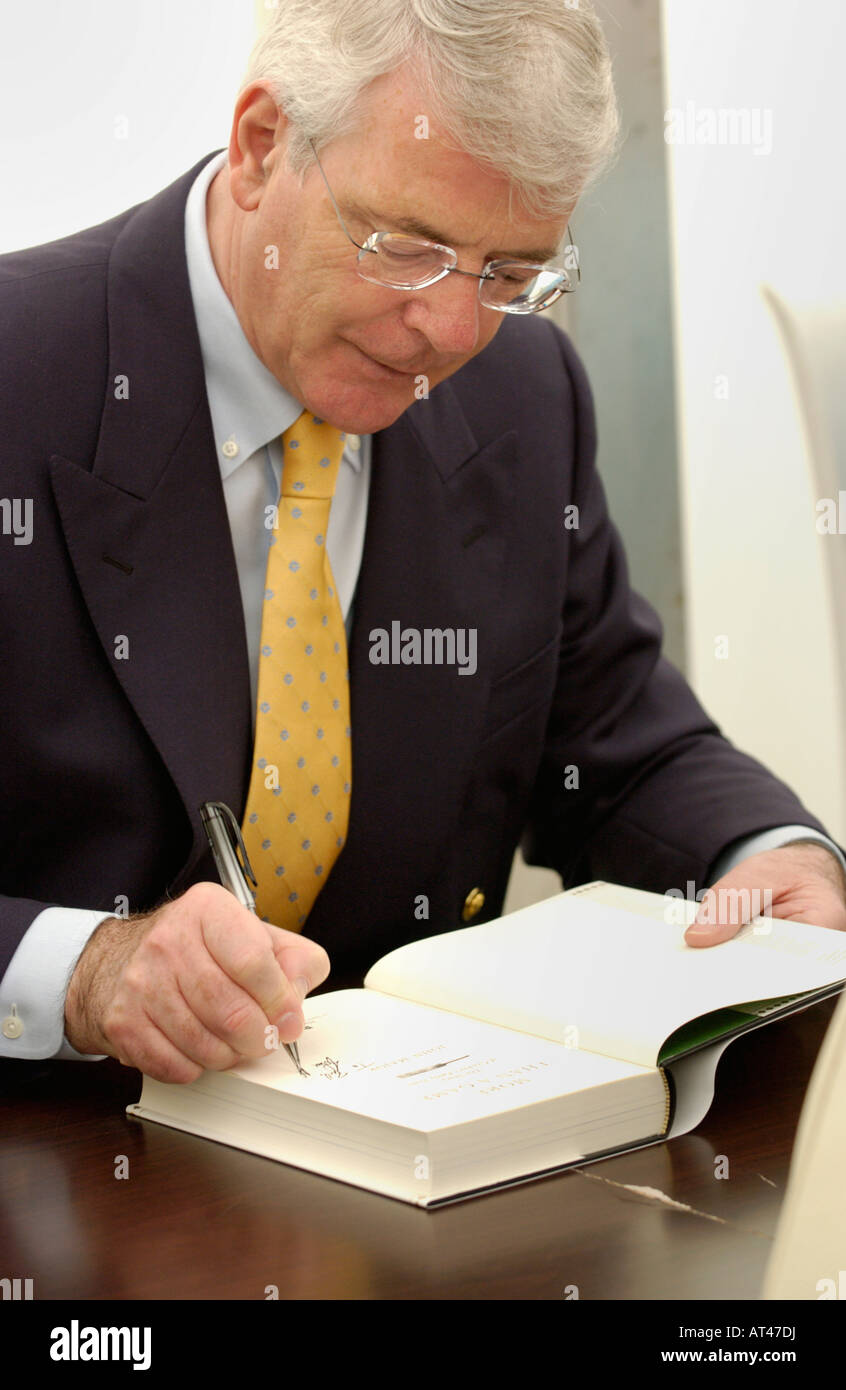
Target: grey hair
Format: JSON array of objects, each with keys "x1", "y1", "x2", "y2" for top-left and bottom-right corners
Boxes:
[{"x1": 242, "y1": 0, "x2": 620, "y2": 219}]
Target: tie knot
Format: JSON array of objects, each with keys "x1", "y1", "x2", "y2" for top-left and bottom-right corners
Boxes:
[{"x1": 279, "y1": 411, "x2": 346, "y2": 500}]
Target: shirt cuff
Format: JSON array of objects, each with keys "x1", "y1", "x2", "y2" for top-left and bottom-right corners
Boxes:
[
  {"x1": 0, "y1": 906, "x2": 113, "y2": 1060},
  {"x1": 708, "y1": 825, "x2": 846, "y2": 885}
]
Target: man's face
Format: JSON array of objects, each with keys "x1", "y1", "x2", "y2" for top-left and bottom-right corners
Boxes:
[{"x1": 220, "y1": 64, "x2": 571, "y2": 434}]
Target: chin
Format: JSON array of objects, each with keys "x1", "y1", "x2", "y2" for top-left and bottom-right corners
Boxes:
[{"x1": 297, "y1": 379, "x2": 419, "y2": 436}]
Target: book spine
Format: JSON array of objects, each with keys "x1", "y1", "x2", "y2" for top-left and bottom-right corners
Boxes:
[{"x1": 658, "y1": 1067, "x2": 672, "y2": 1134}]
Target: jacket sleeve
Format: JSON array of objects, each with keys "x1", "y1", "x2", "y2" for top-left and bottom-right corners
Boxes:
[{"x1": 521, "y1": 328, "x2": 844, "y2": 895}]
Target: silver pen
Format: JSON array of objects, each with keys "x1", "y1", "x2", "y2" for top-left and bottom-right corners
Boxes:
[{"x1": 199, "y1": 801, "x2": 308, "y2": 1076}]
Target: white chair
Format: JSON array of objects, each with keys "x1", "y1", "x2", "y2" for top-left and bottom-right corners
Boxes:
[
  {"x1": 761, "y1": 287, "x2": 846, "y2": 833},
  {"x1": 762, "y1": 986, "x2": 846, "y2": 1299},
  {"x1": 760, "y1": 289, "x2": 846, "y2": 1298}
]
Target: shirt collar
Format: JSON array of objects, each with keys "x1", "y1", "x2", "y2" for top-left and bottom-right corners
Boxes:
[{"x1": 184, "y1": 149, "x2": 363, "y2": 480}]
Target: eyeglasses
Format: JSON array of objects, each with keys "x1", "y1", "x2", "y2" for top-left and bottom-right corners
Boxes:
[{"x1": 308, "y1": 138, "x2": 579, "y2": 314}]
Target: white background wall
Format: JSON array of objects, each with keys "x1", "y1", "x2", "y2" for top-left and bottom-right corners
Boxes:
[
  {"x1": 662, "y1": 0, "x2": 846, "y2": 846},
  {"x1": 0, "y1": 0, "x2": 255, "y2": 253}
]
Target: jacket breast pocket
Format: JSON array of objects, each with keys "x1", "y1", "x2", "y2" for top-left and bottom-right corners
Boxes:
[{"x1": 478, "y1": 630, "x2": 561, "y2": 749}]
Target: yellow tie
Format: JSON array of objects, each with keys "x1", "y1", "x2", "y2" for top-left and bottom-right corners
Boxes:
[{"x1": 240, "y1": 411, "x2": 352, "y2": 930}]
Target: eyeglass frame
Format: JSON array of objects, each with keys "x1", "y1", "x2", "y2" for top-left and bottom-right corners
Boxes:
[{"x1": 306, "y1": 136, "x2": 580, "y2": 314}]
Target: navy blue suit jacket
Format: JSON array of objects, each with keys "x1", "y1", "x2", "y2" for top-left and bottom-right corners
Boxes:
[{"x1": 0, "y1": 154, "x2": 833, "y2": 981}]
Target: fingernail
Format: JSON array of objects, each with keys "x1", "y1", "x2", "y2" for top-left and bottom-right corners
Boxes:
[
  {"x1": 294, "y1": 976, "x2": 310, "y2": 1001},
  {"x1": 277, "y1": 1011, "x2": 301, "y2": 1035}
]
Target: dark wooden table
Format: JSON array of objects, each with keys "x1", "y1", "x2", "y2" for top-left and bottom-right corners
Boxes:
[{"x1": 1, "y1": 995, "x2": 834, "y2": 1301}]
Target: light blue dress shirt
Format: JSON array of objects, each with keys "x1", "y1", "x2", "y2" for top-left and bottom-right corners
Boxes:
[{"x1": 0, "y1": 152, "x2": 843, "y2": 1061}]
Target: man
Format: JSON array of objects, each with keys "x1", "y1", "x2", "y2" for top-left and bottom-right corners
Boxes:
[{"x1": 1, "y1": 0, "x2": 844, "y2": 1087}]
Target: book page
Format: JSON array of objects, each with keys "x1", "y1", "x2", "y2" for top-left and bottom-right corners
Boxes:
[
  {"x1": 225, "y1": 989, "x2": 652, "y2": 1131},
  {"x1": 364, "y1": 893, "x2": 846, "y2": 1067}
]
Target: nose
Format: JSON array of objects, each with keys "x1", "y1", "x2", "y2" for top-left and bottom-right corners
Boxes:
[{"x1": 401, "y1": 267, "x2": 485, "y2": 357}]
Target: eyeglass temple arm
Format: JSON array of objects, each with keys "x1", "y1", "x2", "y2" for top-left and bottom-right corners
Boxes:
[{"x1": 307, "y1": 136, "x2": 374, "y2": 254}]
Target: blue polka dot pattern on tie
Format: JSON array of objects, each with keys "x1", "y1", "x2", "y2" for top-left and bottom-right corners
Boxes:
[{"x1": 239, "y1": 407, "x2": 352, "y2": 932}]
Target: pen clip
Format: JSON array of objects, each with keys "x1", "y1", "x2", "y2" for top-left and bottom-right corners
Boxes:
[{"x1": 202, "y1": 800, "x2": 258, "y2": 888}]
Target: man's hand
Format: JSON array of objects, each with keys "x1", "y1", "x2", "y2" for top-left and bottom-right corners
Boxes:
[
  {"x1": 685, "y1": 842, "x2": 846, "y2": 947},
  {"x1": 64, "y1": 882, "x2": 330, "y2": 1082}
]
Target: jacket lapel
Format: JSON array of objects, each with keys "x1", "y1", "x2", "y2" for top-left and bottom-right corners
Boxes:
[{"x1": 49, "y1": 155, "x2": 254, "y2": 894}]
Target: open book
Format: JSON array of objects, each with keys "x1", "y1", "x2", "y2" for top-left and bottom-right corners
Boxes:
[{"x1": 128, "y1": 881, "x2": 846, "y2": 1207}]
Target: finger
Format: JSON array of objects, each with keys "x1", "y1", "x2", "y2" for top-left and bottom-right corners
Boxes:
[
  {"x1": 144, "y1": 976, "x2": 248, "y2": 1070},
  {"x1": 108, "y1": 1005, "x2": 206, "y2": 1085},
  {"x1": 684, "y1": 886, "x2": 750, "y2": 947},
  {"x1": 177, "y1": 955, "x2": 302, "y2": 1056},
  {"x1": 198, "y1": 894, "x2": 301, "y2": 1024},
  {"x1": 265, "y1": 925, "x2": 331, "y2": 1000}
]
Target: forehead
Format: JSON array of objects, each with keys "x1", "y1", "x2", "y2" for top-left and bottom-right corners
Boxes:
[{"x1": 325, "y1": 64, "x2": 571, "y2": 261}]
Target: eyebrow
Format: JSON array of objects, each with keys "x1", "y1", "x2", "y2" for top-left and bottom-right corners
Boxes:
[{"x1": 342, "y1": 197, "x2": 562, "y2": 265}]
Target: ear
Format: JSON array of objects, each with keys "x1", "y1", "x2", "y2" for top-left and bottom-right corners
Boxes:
[{"x1": 228, "y1": 82, "x2": 289, "y2": 212}]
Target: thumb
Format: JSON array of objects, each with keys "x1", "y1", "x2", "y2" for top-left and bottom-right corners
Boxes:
[{"x1": 685, "y1": 874, "x2": 767, "y2": 948}]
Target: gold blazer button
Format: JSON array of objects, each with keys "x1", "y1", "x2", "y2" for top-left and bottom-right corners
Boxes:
[{"x1": 462, "y1": 888, "x2": 485, "y2": 922}]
